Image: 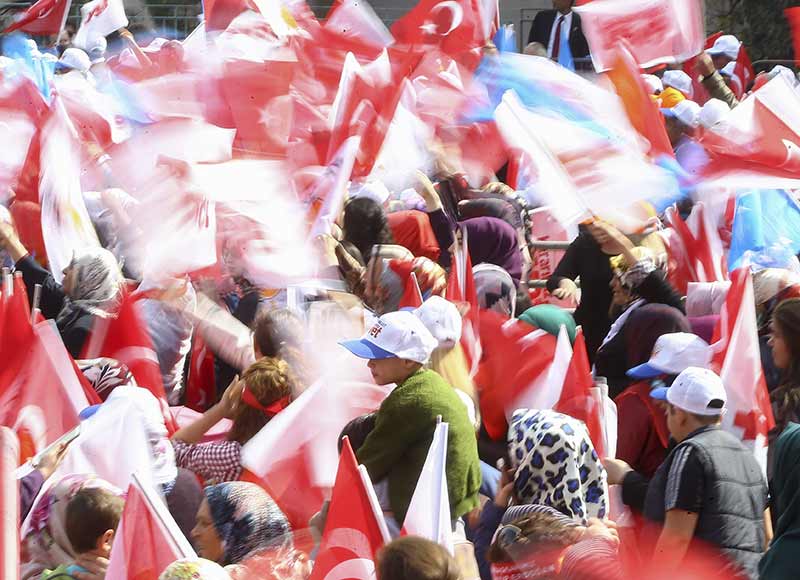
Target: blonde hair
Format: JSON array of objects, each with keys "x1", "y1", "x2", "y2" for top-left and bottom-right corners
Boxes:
[{"x1": 429, "y1": 344, "x2": 480, "y2": 429}]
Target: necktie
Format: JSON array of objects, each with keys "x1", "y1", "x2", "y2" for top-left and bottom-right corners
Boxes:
[{"x1": 552, "y1": 15, "x2": 565, "y2": 61}]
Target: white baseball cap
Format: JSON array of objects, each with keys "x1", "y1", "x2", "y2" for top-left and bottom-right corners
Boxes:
[
  {"x1": 641, "y1": 74, "x2": 663, "y2": 95},
  {"x1": 57, "y1": 48, "x2": 91, "y2": 73},
  {"x1": 651, "y1": 366, "x2": 727, "y2": 416},
  {"x1": 662, "y1": 70, "x2": 693, "y2": 98},
  {"x1": 340, "y1": 310, "x2": 438, "y2": 364},
  {"x1": 719, "y1": 61, "x2": 737, "y2": 78},
  {"x1": 414, "y1": 296, "x2": 462, "y2": 349},
  {"x1": 699, "y1": 98, "x2": 730, "y2": 129},
  {"x1": 348, "y1": 179, "x2": 390, "y2": 205},
  {"x1": 706, "y1": 35, "x2": 741, "y2": 61},
  {"x1": 662, "y1": 99, "x2": 701, "y2": 129},
  {"x1": 627, "y1": 333, "x2": 712, "y2": 379}
]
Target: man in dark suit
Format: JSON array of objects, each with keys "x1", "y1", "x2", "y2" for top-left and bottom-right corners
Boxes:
[{"x1": 527, "y1": 0, "x2": 590, "y2": 61}]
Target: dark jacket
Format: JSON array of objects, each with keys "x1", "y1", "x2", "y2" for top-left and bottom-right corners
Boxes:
[
  {"x1": 644, "y1": 426, "x2": 768, "y2": 580},
  {"x1": 14, "y1": 255, "x2": 93, "y2": 358},
  {"x1": 527, "y1": 9, "x2": 590, "y2": 59}
]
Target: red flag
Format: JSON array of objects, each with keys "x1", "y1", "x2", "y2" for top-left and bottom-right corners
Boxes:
[
  {"x1": 0, "y1": 322, "x2": 88, "y2": 464},
  {"x1": 106, "y1": 474, "x2": 195, "y2": 579},
  {"x1": 2, "y1": 0, "x2": 72, "y2": 35},
  {"x1": 788, "y1": 8, "x2": 800, "y2": 63},
  {"x1": 575, "y1": 0, "x2": 704, "y2": 72},
  {"x1": 185, "y1": 333, "x2": 217, "y2": 412},
  {"x1": 0, "y1": 274, "x2": 34, "y2": 394},
  {"x1": 309, "y1": 438, "x2": 390, "y2": 580},
  {"x1": 710, "y1": 268, "x2": 774, "y2": 472},
  {"x1": 682, "y1": 32, "x2": 722, "y2": 106},
  {"x1": 241, "y1": 379, "x2": 387, "y2": 529},
  {"x1": 82, "y1": 291, "x2": 178, "y2": 434},
  {"x1": 0, "y1": 428, "x2": 19, "y2": 579},
  {"x1": 391, "y1": 0, "x2": 485, "y2": 57},
  {"x1": 731, "y1": 44, "x2": 754, "y2": 100},
  {"x1": 606, "y1": 42, "x2": 674, "y2": 159},
  {"x1": 204, "y1": 0, "x2": 254, "y2": 31},
  {"x1": 324, "y1": 0, "x2": 394, "y2": 51}
]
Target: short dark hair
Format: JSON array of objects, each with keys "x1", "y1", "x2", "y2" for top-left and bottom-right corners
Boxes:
[
  {"x1": 338, "y1": 412, "x2": 378, "y2": 453},
  {"x1": 377, "y1": 536, "x2": 460, "y2": 580},
  {"x1": 342, "y1": 197, "x2": 394, "y2": 260},
  {"x1": 689, "y1": 412, "x2": 724, "y2": 425},
  {"x1": 65, "y1": 487, "x2": 124, "y2": 554}
]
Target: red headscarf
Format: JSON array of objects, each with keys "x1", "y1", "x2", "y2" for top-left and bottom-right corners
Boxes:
[{"x1": 387, "y1": 210, "x2": 440, "y2": 261}]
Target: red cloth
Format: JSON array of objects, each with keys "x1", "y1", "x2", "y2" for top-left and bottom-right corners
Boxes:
[
  {"x1": 615, "y1": 381, "x2": 669, "y2": 478},
  {"x1": 387, "y1": 210, "x2": 441, "y2": 261}
]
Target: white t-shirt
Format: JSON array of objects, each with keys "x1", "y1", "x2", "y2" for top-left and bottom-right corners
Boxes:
[{"x1": 547, "y1": 11, "x2": 573, "y2": 59}]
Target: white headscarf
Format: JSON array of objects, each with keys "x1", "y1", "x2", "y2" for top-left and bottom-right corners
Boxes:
[{"x1": 58, "y1": 247, "x2": 124, "y2": 322}]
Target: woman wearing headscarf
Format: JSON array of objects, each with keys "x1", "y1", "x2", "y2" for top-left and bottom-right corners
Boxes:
[
  {"x1": 759, "y1": 423, "x2": 800, "y2": 580},
  {"x1": 364, "y1": 255, "x2": 447, "y2": 315},
  {"x1": 0, "y1": 219, "x2": 123, "y2": 357},
  {"x1": 507, "y1": 409, "x2": 608, "y2": 524},
  {"x1": 474, "y1": 264, "x2": 517, "y2": 318},
  {"x1": 21, "y1": 474, "x2": 124, "y2": 580},
  {"x1": 518, "y1": 304, "x2": 577, "y2": 345},
  {"x1": 191, "y1": 482, "x2": 292, "y2": 567}
]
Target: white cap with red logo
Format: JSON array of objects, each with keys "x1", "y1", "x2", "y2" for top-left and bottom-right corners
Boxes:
[{"x1": 340, "y1": 310, "x2": 438, "y2": 364}]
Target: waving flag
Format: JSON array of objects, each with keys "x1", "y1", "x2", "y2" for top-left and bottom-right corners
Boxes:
[
  {"x1": 575, "y1": 0, "x2": 704, "y2": 72},
  {"x1": 710, "y1": 268, "x2": 774, "y2": 472},
  {"x1": 106, "y1": 473, "x2": 196, "y2": 579},
  {"x1": 309, "y1": 437, "x2": 391, "y2": 580},
  {"x1": 73, "y1": 0, "x2": 128, "y2": 49},
  {"x1": 391, "y1": 0, "x2": 485, "y2": 56},
  {"x1": 0, "y1": 428, "x2": 18, "y2": 578},
  {"x1": 241, "y1": 379, "x2": 387, "y2": 528},
  {"x1": 325, "y1": 0, "x2": 394, "y2": 50},
  {"x1": 788, "y1": 8, "x2": 800, "y2": 63},
  {"x1": 2, "y1": 0, "x2": 72, "y2": 35},
  {"x1": 401, "y1": 421, "x2": 453, "y2": 553},
  {"x1": 82, "y1": 291, "x2": 178, "y2": 434},
  {"x1": 729, "y1": 189, "x2": 800, "y2": 272}
]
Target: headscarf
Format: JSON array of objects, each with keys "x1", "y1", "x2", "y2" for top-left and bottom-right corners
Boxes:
[
  {"x1": 77, "y1": 357, "x2": 135, "y2": 401},
  {"x1": 386, "y1": 210, "x2": 441, "y2": 261},
  {"x1": 22, "y1": 474, "x2": 124, "y2": 580},
  {"x1": 367, "y1": 256, "x2": 447, "y2": 314},
  {"x1": 474, "y1": 264, "x2": 516, "y2": 318},
  {"x1": 464, "y1": 216, "x2": 523, "y2": 284},
  {"x1": 159, "y1": 558, "x2": 230, "y2": 580},
  {"x1": 759, "y1": 423, "x2": 800, "y2": 580},
  {"x1": 57, "y1": 247, "x2": 124, "y2": 323},
  {"x1": 204, "y1": 482, "x2": 292, "y2": 566},
  {"x1": 458, "y1": 198, "x2": 522, "y2": 231},
  {"x1": 508, "y1": 409, "x2": 608, "y2": 524},
  {"x1": 623, "y1": 304, "x2": 691, "y2": 370},
  {"x1": 518, "y1": 305, "x2": 577, "y2": 345},
  {"x1": 685, "y1": 281, "x2": 731, "y2": 317}
]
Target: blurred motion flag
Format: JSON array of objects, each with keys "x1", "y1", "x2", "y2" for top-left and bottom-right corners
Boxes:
[
  {"x1": 2, "y1": 0, "x2": 72, "y2": 35},
  {"x1": 575, "y1": 0, "x2": 704, "y2": 72},
  {"x1": 391, "y1": 0, "x2": 485, "y2": 56},
  {"x1": 788, "y1": 8, "x2": 800, "y2": 63},
  {"x1": 74, "y1": 0, "x2": 129, "y2": 49},
  {"x1": 0, "y1": 428, "x2": 19, "y2": 578}
]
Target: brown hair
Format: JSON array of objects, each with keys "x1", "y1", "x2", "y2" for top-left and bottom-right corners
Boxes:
[
  {"x1": 65, "y1": 487, "x2": 124, "y2": 554},
  {"x1": 771, "y1": 299, "x2": 800, "y2": 427},
  {"x1": 227, "y1": 358, "x2": 295, "y2": 445},
  {"x1": 253, "y1": 309, "x2": 308, "y2": 391},
  {"x1": 377, "y1": 536, "x2": 460, "y2": 580},
  {"x1": 488, "y1": 511, "x2": 583, "y2": 564}
]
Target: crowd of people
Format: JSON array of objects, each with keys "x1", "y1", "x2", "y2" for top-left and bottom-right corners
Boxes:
[{"x1": 2, "y1": 0, "x2": 800, "y2": 578}]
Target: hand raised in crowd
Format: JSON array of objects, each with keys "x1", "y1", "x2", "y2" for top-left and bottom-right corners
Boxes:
[
  {"x1": 219, "y1": 375, "x2": 245, "y2": 419},
  {"x1": 694, "y1": 53, "x2": 717, "y2": 78},
  {"x1": 415, "y1": 170, "x2": 443, "y2": 212},
  {"x1": 0, "y1": 218, "x2": 28, "y2": 262},
  {"x1": 586, "y1": 221, "x2": 635, "y2": 257},
  {"x1": 602, "y1": 457, "x2": 633, "y2": 486},
  {"x1": 552, "y1": 278, "x2": 579, "y2": 301},
  {"x1": 34, "y1": 441, "x2": 70, "y2": 480}
]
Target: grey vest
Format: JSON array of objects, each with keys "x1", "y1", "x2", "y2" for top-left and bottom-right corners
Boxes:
[{"x1": 644, "y1": 426, "x2": 768, "y2": 579}]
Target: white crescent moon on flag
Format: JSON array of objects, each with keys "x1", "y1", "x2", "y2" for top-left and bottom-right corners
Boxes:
[
  {"x1": 323, "y1": 558, "x2": 376, "y2": 580},
  {"x1": 780, "y1": 139, "x2": 800, "y2": 171},
  {"x1": 429, "y1": 1, "x2": 464, "y2": 36},
  {"x1": 325, "y1": 527, "x2": 373, "y2": 558}
]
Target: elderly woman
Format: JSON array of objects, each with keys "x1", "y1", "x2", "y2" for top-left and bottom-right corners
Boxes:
[
  {"x1": 0, "y1": 220, "x2": 123, "y2": 357},
  {"x1": 191, "y1": 482, "x2": 293, "y2": 567}
]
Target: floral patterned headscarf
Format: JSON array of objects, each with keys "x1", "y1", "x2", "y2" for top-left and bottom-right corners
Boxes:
[{"x1": 159, "y1": 558, "x2": 230, "y2": 579}]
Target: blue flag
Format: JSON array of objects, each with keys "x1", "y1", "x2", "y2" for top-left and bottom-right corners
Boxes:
[{"x1": 729, "y1": 189, "x2": 800, "y2": 271}]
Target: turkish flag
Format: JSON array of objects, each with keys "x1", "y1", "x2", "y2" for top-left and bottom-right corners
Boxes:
[
  {"x1": 710, "y1": 268, "x2": 775, "y2": 472},
  {"x1": 575, "y1": 0, "x2": 704, "y2": 72},
  {"x1": 2, "y1": 0, "x2": 72, "y2": 35},
  {"x1": 0, "y1": 428, "x2": 19, "y2": 578},
  {"x1": 106, "y1": 475, "x2": 195, "y2": 579},
  {"x1": 185, "y1": 332, "x2": 216, "y2": 412},
  {"x1": 81, "y1": 291, "x2": 178, "y2": 434},
  {"x1": 391, "y1": 0, "x2": 485, "y2": 57},
  {"x1": 241, "y1": 379, "x2": 387, "y2": 529},
  {"x1": 309, "y1": 438, "x2": 390, "y2": 580}
]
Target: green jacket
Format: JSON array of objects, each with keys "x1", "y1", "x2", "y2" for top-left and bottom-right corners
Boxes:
[{"x1": 357, "y1": 368, "x2": 481, "y2": 524}]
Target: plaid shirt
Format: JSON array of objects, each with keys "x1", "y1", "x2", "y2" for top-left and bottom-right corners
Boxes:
[{"x1": 172, "y1": 439, "x2": 243, "y2": 484}]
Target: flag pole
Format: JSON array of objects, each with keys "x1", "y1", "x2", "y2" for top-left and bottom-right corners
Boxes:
[{"x1": 31, "y1": 284, "x2": 42, "y2": 325}]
